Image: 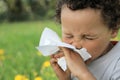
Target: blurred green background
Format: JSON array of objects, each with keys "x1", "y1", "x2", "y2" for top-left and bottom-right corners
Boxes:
[
  {"x1": 0, "y1": 0, "x2": 120, "y2": 80},
  {"x1": 0, "y1": 0, "x2": 56, "y2": 22},
  {"x1": 0, "y1": 0, "x2": 59, "y2": 80}
]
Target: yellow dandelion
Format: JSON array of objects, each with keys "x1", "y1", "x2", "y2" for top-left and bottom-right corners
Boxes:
[
  {"x1": 42, "y1": 61, "x2": 50, "y2": 68},
  {"x1": 34, "y1": 76, "x2": 43, "y2": 80},
  {"x1": 0, "y1": 49, "x2": 4, "y2": 55},
  {"x1": 14, "y1": 74, "x2": 29, "y2": 80}
]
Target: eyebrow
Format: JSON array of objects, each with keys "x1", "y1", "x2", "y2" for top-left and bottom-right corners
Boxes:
[
  {"x1": 63, "y1": 32, "x2": 72, "y2": 35},
  {"x1": 63, "y1": 32, "x2": 98, "y2": 37},
  {"x1": 82, "y1": 33, "x2": 97, "y2": 37}
]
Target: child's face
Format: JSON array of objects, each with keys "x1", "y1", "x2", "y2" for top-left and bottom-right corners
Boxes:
[{"x1": 61, "y1": 6, "x2": 117, "y2": 61}]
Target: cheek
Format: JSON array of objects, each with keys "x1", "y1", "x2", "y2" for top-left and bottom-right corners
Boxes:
[
  {"x1": 62, "y1": 37, "x2": 71, "y2": 44},
  {"x1": 85, "y1": 38, "x2": 110, "y2": 59}
]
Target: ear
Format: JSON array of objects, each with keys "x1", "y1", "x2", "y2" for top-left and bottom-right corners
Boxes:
[{"x1": 111, "y1": 29, "x2": 119, "y2": 38}]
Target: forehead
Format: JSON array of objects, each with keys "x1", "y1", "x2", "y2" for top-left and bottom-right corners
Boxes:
[
  {"x1": 61, "y1": 6, "x2": 108, "y2": 33},
  {"x1": 61, "y1": 6, "x2": 103, "y2": 25}
]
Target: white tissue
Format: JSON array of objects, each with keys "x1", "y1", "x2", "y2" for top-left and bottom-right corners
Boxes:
[
  {"x1": 36, "y1": 27, "x2": 92, "y2": 71},
  {"x1": 57, "y1": 57, "x2": 67, "y2": 71},
  {"x1": 57, "y1": 48, "x2": 91, "y2": 71}
]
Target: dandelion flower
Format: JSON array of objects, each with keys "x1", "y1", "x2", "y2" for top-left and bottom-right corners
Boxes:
[
  {"x1": 43, "y1": 61, "x2": 50, "y2": 68},
  {"x1": 34, "y1": 76, "x2": 43, "y2": 80},
  {"x1": 0, "y1": 49, "x2": 4, "y2": 55},
  {"x1": 14, "y1": 74, "x2": 29, "y2": 80}
]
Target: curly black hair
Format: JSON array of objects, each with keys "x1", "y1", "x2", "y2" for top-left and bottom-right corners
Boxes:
[{"x1": 56, "y1": 0, "x2": 120, "y2": 29}]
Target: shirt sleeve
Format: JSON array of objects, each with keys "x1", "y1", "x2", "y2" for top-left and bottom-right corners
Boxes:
[{"x1": 111, "y1": 58, "x2": 120, "y2": 80}]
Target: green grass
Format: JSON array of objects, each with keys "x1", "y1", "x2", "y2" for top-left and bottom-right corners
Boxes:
[
  {"x1": 0, "y1": 21, "x2": 61, "y2": 80},
  {"x1": 0, "y1": 21, "x2": 119, "y2": 80}
]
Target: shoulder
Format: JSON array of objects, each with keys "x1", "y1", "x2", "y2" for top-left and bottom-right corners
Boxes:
[
  {"x1": 111, "y1": 58, "x2": 120, "y2": 80},
  {"x1": 103, "y1": 41, "x2": 120, "y2": 80}
]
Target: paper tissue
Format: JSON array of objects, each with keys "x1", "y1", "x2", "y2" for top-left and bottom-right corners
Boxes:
[{"x1": 36, "y1": 27, "x2": 91, "y2": 71}]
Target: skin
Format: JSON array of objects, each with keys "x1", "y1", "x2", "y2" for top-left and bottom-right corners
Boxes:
[{"x1": 50, "y1": 6, "x2": 118, "y2": 80}]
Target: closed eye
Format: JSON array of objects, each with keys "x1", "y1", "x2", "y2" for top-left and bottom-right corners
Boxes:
[
  {"x1": 85, "y1": 37, "x2": 95, "y2": 40},
  {"x1": 84, "y1": 35, "x2": 98, "y2": 40},
  {"x1": 66, "y1": 35, "x2": 73, "y2": 38},
  {"x1": 63, "y1": 33, "x2": 73, "y2": 39}
]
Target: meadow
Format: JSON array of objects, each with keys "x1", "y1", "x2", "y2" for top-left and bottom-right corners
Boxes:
[
  {"x1": 0, "y1": 21, "x2": 61, "y2": 80},
  {"x1": 0, "y1": 21, "x2": 119, "y2": 80}
]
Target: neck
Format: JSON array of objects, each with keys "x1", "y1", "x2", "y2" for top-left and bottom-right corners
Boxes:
[{"x1": 101, "y1": 42, "x2": 114, "y2": 56}]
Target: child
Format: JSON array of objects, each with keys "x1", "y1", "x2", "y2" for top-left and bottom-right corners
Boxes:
[{"x1": 50, "y1": 0, "x2": 120, "y2": 80}]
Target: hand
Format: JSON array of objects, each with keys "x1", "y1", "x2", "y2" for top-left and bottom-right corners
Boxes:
[
  {"x1": 50, "y1": 51, "x2": 71, "y2": 80},
  {"x1": 62, "y1": 47, "x2": 96, "y2": 80}
]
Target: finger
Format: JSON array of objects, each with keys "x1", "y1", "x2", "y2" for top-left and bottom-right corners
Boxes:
[
  {"x1": 61, "y1": 47, "x2": 71, "y2": 58},
  {"x1": 62, "y1": 47, "x2": 80, "y2": 58},
  {"x1": 50, "y1": 54, "x2": 55, "y2": 58},
  {"x1": 66, "y1": 67, "x2": 71, "y2": 74},
  {"x1": 54, "y1": 51, "x2": 64, "y2": 58},
  {"x1": 50, "y1": 58, "x2": 58, "y2": 66},
  {"x1": 64, "y1": 67, "x2": 71, "y2": 79},
  {"x1": 50, "y1": 58, "x2": 65, "y2": 73}
]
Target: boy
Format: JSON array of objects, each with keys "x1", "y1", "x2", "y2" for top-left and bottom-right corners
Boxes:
[{"x1": 50, "y1": 0, "x2": 120, "y2": 80}]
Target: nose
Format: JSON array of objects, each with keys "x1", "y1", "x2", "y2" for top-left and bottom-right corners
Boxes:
[{"x1": 71, "y1": 39, "x2": 82, "y2": 49}]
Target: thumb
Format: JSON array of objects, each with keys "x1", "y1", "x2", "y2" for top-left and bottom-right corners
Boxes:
[{"x1": 61, "y1": 47, "x2": 72, "y2": 59}]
